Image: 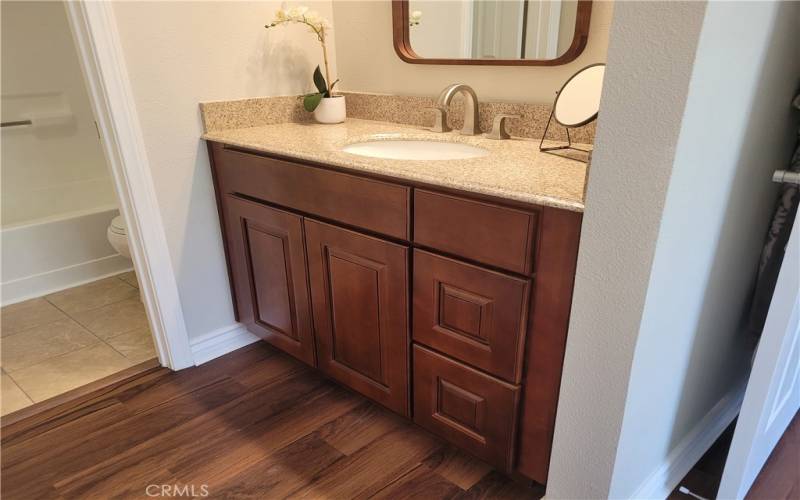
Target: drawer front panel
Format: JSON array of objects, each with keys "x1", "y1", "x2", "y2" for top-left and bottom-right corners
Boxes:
[
  {"x1": 214, "y1": 144, "x2": 410, "y2": 240},
  {"x1": 413, "y1": 250, "x2": 530, "y2": 383},
  {"x1": 413, "y1": 190, "x2": 537, "y2": 275},
  {"x1": 413, "y1": 345, "x2": 520, "y2": 472}
]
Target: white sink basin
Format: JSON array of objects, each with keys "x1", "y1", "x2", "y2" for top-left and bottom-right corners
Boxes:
[{"x1": 342, "y1": 139, "x2": 489, "y2": 161}]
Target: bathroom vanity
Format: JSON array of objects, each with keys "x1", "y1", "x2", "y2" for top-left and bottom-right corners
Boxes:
[{"x1": 203, "y1": 113, "x2": 586, "y2": 485}]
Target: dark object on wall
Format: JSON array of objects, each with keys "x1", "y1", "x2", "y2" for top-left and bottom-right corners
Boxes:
[{"x1": 746, "y1": 94, "x2": 800, "y2": 337}]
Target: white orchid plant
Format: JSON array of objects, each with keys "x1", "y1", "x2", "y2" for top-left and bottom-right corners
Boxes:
[
  {"x1": 409, "y1": 10, "x2": 422, "y2": 26},
  {"x1": 265, "y1": 5, "x2": 338, "y2": 112}
]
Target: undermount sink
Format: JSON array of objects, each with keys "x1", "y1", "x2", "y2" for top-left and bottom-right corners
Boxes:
[{"x1": 342, "y1": 139, "x2": 489, "y2": 161}]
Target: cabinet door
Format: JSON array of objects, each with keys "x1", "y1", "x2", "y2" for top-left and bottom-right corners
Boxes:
[
  {"x1": 305, "y1": 219, "x2": 410, "y2": 416},
  {"x1": 222, "y1": 195, "x2": 315, "y2": 366}
]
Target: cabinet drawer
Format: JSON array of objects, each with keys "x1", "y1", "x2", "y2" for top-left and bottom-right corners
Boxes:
[
  {"x1": 212, "y1": 143, "x2": 410, "y2": 240},
  {"x1": 413, "y1": 250, "x2": 530, "y2": 383},
  {"x1": 413, "y1": 345, "x2": 520, "y2": 472},
  {"x1": 413, "y1": 190, "x2": 537, "y2": 275}
]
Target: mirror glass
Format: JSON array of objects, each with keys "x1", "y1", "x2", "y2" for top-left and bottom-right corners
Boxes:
[
  {"x1": 554, "y1": 64, "x2": 604, "y2": 127},
  {"x1": 408, "y1": 0, "x2": 580, "y2": 60}
]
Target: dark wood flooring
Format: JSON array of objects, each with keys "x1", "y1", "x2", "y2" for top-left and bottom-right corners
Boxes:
[
  {"x1": 672, "y1": 413, "x2": 799, "y2": 500},
  {"x1": 1, "y1": 342, "x2": 542, "y2": 500}
]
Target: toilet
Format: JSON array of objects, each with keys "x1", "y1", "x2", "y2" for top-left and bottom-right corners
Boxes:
[
  {"x1": 107, "y1": 215, "x2": 131, "y2": 258},
  {"x1": 107, "y1": 215, "x2": 143, "y2": 298}
]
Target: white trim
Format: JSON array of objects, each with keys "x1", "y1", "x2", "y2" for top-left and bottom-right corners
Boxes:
[
  {"x1": 629, "y1": 382, "x2": 747, "y2": 500},
  {"x1": 2, "y1": 257, "x2": 132, "y2": 306},
  {"x1": 64, "y1": 2, "x2": 194, "y2": 370},
  {"x1": 191, "y1": 323, "x2": 260, "y2": 366}
]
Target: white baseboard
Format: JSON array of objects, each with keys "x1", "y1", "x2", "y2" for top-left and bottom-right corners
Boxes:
[
  {"x1": 629, "y1": 381, "x2": 747, "y2": 499},
  {"x1": 2, "y1": 255, "x2": 133, "y2": 306},
  {"x1": 190, "y1": 323, "x2": 260, "y2": 366}
]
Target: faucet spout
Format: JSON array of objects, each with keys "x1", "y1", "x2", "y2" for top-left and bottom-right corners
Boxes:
[{"x1": 436, "y1": 84, "x2": 480, "y2": 136}]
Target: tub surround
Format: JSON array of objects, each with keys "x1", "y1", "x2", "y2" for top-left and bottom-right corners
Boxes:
[
  {"x1": 202, "y1": 93, "x2": 588, "y2": 485},
  {"x1": 201, "y1": 98, "x2": 590, "y2": 212}
]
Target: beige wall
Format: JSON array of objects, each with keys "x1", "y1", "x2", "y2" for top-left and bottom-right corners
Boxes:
[
  {"x1": 332, "y1": 0, "x2": 613, "y2": 103},
  {"x1": 547, "y1": 1, "x2": 707, "y2": 497},
  {"x1": 550, "y1": 1, "x2": 800, "y2": 497},
  {"x1": 609, "y1": 1, "x2": 800, "y2": 496},
  {"x1": 112, "y1": 1, "x2": 337, "y2": 340}
]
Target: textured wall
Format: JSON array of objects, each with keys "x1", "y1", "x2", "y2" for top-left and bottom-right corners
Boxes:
[
  {"x1": 609, "y1": 1, "x2": 800, "y2": 496},
  {"x1": 547, "y1": 2, "x2": 707, "y2": 497},
  {"x1": 112, "y1": 1, "x2": 337, "y2": 339},
  {"x1": 331, "y1": 0, "x2": 613, "y2": 104}
]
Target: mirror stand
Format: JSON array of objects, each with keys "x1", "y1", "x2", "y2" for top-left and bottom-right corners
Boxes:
[{"x1": 538, "y1": 107, "x2": 593, "y2": 163}]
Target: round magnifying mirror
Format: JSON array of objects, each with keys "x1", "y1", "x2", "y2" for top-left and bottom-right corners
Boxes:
[{"x1": 553, "y1": 63, "x2": 606, "y2": 127}]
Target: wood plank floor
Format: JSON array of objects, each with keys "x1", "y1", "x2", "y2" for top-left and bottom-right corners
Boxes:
[
  {"x1": 671, "y1": 412, "x2": 800, "y2": 500},
  {"x1": 1, "y1": 342, "x2": 542, "y2": 500}
]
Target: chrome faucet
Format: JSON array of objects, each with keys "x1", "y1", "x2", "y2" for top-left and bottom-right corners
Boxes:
[{"x1": 435, "y1": 84, "x2": 480, "y2": 136}]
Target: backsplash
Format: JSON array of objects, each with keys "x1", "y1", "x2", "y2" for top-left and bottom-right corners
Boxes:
[{"x1": 200, "y1": 92, "x2": 596, "y2": 144}]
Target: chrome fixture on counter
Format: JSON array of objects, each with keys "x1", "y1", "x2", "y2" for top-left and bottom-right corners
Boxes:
[
  {"x1": 424, "y1": 106, "x2": 451, "y2": 133},
  {"x1": 486, "y1": 114, "x2": 520, "y2": 140},
  {"x1": 434, "y1": 84, "x2": 480, "y2": 136}
]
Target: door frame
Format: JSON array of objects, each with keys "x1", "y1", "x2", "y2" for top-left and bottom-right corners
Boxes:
[{"x1": 64, "y1": 1, "x2": 194, "y2": 369}]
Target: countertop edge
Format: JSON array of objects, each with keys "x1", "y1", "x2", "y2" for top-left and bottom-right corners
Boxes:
[{"x1": 202, "y1": 134, "x2": 586, "y2": 213}]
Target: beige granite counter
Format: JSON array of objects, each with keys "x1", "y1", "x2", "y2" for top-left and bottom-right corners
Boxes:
[{"x1": 202, "y1": 118, "x2": 589, "y2": 212}]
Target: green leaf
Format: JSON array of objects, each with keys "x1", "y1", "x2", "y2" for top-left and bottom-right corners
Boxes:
[
  {"x1": 303, "y1": 92, "x2": 323, "y2": 112},
  {"x1": 312, "y1": 66, "x2": 327, "y2": 95}
]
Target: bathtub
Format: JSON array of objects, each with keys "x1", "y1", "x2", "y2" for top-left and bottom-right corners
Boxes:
[{"x1": 1, "y1": 206, "x2": 133, "y2": 306}]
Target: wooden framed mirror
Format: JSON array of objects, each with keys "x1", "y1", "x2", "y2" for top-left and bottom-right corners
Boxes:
[{"x1": 392, "y1": 0, "x2": 592, "y2": 66}]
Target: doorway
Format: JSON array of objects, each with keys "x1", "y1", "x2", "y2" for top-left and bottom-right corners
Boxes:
[{"x1": 0, "y1": 1, "x2": 157, "y2": 416}]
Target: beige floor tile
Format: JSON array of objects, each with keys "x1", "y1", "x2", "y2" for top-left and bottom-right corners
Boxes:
[
  {"x1": 105, "y1": 327, "x2": 157, "y2": 363},
  {"x1": 1, "y1": 319, "x2": 100, "y2": 372},
  {"x1": 1, "y1": 298, "x2": 69, "y2": 337},
  {"x1": 70, "y1": 297, "x2": 149, "y2": 340},
  {"x1": 1, "y1": 372, "x2": 33, "y2": 416},
  {"x1": 117, "y1": 271, "x2": 139, "y2": 289},
  {"x1": 45, "y1": 277, "x2": 138, "y2": 315},
  {"x1": 11, "y1": 343, "x2": 133, "y2": 402}
]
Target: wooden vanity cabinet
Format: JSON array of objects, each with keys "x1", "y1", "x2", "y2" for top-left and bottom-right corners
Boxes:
[{"x1": 207, "y1": 141, "x2": 582, "y2": 485}]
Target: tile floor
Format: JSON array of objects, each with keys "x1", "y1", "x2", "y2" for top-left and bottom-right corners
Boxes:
[{"x1": 0, "y1": 272, "x2": 157, "y2": 416}]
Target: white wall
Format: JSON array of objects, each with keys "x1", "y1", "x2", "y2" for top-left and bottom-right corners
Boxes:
[
  {"x1": 111, "y1": 1, "x2": 337, "y2": 340},
  {"x1": 1, "y1": 1, "x2": 116, "y2": 227},
  {"x1": 549, "y1": 1, "x2": 800, "y2": 498},
  {"x1": 609, "y1": 1, "x2": 800, "y2": 497},
  {"x1": 547, "y1": 3, "x2": 707, "y2": 496},
  {"x1": 332, "y1": 0, "x2": 613, "y2": 103}
]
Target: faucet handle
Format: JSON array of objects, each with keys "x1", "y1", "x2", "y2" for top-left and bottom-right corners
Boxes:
[
  {"x1": 423, "y1": 106, "x2": 451, "y2": 133},
  {"x1": 486, "y1": 114, "x2": 520, "y2": 140}
]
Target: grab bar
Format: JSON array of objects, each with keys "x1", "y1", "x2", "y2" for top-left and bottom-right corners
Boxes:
[{"x1": 1, "y1": 120, "x2": 33, "y2": 128}]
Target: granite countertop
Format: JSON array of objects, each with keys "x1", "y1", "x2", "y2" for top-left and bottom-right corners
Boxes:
[{"x1": 202, "y1": 118, "x2": 589, "y2": 212}]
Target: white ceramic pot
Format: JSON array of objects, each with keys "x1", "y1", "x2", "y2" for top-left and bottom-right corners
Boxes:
[{"x1": 313, "y1": 96, "x2": 346, "y2": 124}]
